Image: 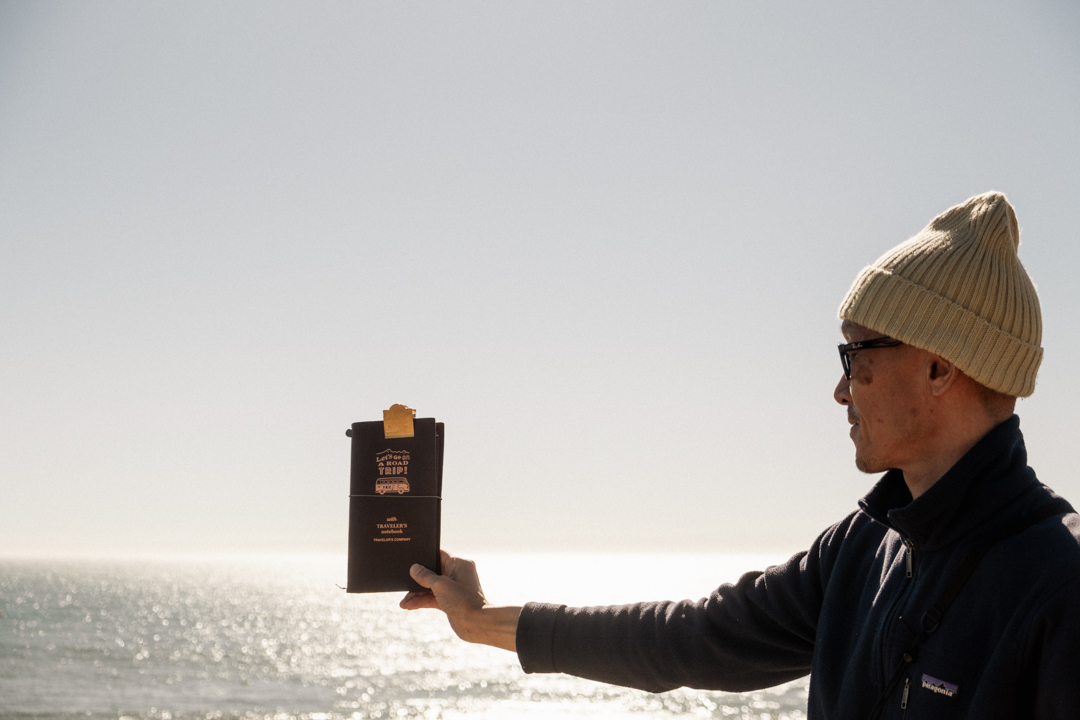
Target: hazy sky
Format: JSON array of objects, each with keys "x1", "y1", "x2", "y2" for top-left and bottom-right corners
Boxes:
[{"x1": 2, "y1": 1, "x2": 1079, "y2": 557}]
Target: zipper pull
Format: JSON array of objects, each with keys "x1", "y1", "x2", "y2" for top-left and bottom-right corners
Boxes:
[
  {"x1": 901, "y1": 677, "x2": 911, "y2": 709},
  {"x1": 904, "y1": 538, "x2": 914, "y2": 579}
]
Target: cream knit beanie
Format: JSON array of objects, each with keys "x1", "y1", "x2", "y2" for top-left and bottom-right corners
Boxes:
[{"x1": 839, "y1": 191, "x2": 1042, "y2": 397}]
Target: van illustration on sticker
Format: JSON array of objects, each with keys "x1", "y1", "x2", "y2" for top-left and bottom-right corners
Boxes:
[{"x1": 375, "y1": 449, "x2": 411, "y2": 495}]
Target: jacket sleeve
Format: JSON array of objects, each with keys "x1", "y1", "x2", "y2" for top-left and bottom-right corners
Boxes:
[
  {"x1": 1030, "y1": 573, "x2": 1080, "y2": 717},
  {"x1": 515, "y1": 517, "x2": 854, "y2": 693}
]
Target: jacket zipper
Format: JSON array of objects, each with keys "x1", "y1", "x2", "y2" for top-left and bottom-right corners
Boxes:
[
  {"x1": 899, "y1": 542, "x2": 915, "y2": 715},
  {"x1": 873, "y1": 533, "x2": 919, "y2": 711},
  {"x1": 877, "y1": 535, "x2": 917, "y2": 706}
]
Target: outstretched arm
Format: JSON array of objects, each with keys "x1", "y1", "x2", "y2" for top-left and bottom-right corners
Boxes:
[{"x1": 400, "y1": 550, "x2": 521, "y2": 652}]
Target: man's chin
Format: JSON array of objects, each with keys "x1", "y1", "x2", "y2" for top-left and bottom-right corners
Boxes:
[
  {"x1": 851, "y1": 429, "x2": 886, "y2": 473},
  {"x1": 853, "y1": 448, "x2": 883, "y2": 474}
]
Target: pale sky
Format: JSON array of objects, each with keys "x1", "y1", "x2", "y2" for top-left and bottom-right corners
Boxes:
[{"x1": 2, "y1": 1, "x2": 1079, "y2": 557}]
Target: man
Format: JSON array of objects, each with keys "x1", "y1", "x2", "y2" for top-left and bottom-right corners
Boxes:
[{"x1": 400, "y1": 192, "x2": 1080, "y2": 718}]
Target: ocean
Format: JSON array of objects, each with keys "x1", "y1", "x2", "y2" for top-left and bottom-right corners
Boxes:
[{"x1": 0, "y1": 553, "x2": 809, "y2": 720}]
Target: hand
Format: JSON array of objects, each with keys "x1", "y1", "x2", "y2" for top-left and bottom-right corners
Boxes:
[
  {"x1": 400, "y1": 550, "x2": 521, "y2": 652},
  {"x1": 399, "y1": 550, "x2": 486, "y2": 613}
]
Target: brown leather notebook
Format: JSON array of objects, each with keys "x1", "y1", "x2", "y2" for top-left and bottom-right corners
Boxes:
[{"x1": 345, "y1": 417, "x2": 444, "y2": 593}]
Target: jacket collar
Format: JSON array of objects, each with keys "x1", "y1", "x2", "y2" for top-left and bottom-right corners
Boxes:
[{"x1": 857, "y1": 415, "x2": 1040, "y2": 551}]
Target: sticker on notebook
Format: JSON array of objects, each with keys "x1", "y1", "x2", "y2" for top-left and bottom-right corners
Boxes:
[{"x1": 376, "y1": 449, "x2": 411, "y2": 494}]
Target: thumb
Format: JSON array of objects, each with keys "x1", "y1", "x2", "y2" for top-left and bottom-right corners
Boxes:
[{"x1": 410, "y1": 563, "x2": 439, "y2": 589}]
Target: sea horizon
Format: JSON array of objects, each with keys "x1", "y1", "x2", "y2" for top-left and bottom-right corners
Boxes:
[{"x1": 1, "y1": 552, "x2": 807, "y2": 720}]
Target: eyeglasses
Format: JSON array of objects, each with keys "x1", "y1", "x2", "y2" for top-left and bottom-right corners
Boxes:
[{"x1": 837, "y1": 336, "x2": 903, "y2": 379}]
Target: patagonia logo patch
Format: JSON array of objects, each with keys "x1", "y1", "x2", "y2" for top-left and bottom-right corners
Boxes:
[{"x1": 921, "y1": 673, "x2": 959, "y2": 698}]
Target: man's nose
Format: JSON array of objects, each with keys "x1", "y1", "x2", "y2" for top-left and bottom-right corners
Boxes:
[{"x1": 834, "y1": 374, "x2": 851, "y2": 406}]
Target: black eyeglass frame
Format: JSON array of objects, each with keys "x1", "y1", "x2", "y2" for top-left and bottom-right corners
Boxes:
[{"x1": 837, "y1": 337, "x2": 903, "y2": 379}]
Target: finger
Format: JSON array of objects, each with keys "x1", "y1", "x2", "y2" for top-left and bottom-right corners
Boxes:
[
  {"x1": 399, "y1": 590, "x2": 439, "y2": 610},
  {"x1": 410, "y1": 563, "x2": 440, "y2": 589}
]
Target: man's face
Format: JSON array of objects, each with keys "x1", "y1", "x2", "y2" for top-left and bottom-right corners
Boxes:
[{"x1": 834, "y1": 321, "x2": 929, "y2": 474}]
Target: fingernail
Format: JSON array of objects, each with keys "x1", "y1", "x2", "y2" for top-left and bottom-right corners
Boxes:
[{"x1": 409, "y1": 564, "x2": 422, "y2": 576}]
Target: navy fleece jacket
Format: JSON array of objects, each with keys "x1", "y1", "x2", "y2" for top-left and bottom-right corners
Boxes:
[{"x1": 515, "y1": 416, "x2": 1080, "y2": 718}]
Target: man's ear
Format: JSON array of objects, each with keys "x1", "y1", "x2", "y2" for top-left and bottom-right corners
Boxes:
[{"x1": 926, "y1": 353, "x2": 958, "y2": 396}]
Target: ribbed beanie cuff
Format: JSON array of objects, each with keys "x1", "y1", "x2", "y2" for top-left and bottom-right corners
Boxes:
[{"x1": 839, "y1": 192, "x2": 1042, "y2": 397}]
